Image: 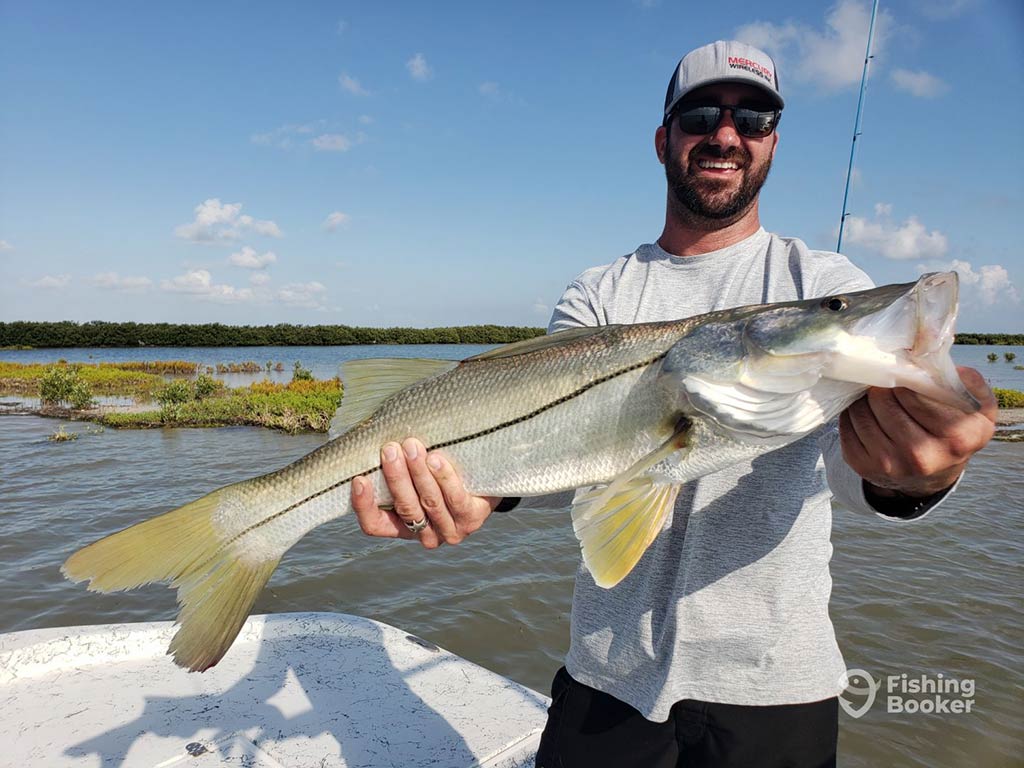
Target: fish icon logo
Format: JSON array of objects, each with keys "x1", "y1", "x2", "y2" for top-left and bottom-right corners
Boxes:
[{"x1": 839, "y1": 668, "x2": 878, "y2": 719}]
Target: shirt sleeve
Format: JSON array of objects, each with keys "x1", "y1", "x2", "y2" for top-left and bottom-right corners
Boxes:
[{"x1": 548, "y1": 279, "x2": 602, "y2": 333}]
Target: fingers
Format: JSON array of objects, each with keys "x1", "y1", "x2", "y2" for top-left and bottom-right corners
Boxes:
[
  {"x1": 402, "y1": 439, "x2": 463, "y2": 544},
  {"x1": 425, "y1": 450, "x2": 494, "y2": 538},
  {"x1": 351, "y1": 438, "x2": 496, "y2": 548},
  {"x1": 351, "y1": 475, "x2": 415, "y2": 540},
  {"x1": 381, "y1": 440, "x2": 444, "y2": 549}
]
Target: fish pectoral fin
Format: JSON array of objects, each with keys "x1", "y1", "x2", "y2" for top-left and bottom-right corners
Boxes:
[
  {"x1": 331, "y1": 358, "x2": 459, "y2": 438},
  {"x1": 571, "y1": 428, "x2": 689, "y2": 589},
  {"x1": 682, "y1": 375, "x2": 829, "y2": 438}
]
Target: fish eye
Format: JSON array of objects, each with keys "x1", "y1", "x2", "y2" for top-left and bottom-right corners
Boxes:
[{"x1": 821, "y1": 296, "x2": 848, "y2": 312}]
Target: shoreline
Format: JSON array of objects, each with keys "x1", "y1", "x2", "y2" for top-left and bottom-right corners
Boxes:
[{"x1": 5, "y1": 402, "x2": 1023, "y2": 441}]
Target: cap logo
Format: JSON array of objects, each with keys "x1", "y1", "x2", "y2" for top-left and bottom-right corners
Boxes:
[{"x1": 727, "y1": 56, "x2": 773, "y2": 84}]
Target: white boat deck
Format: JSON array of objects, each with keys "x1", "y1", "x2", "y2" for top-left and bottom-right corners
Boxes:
[{"x1": 0, "y1": 612, "x2": 549, "y2": 767}]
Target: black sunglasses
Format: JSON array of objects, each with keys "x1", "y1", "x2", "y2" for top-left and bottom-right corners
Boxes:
[{"x1": 670, "y1": 103, "x2": 780, "y2": 138}]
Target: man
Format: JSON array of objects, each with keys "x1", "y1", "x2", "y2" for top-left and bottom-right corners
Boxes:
[{"x1": 351, "y1": 41, "x2": 996, "y2": 767}]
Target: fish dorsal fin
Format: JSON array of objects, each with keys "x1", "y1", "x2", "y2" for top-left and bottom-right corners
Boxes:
[
  {"x1": 330, "y1": 358, "x2": 459, "y2": 438},
  {"x1": 571, "y1": 426, "x2": 690, "y2": 588},
  {"x1": 465, "y1": 325, "x2": 620, "y2": 362}
]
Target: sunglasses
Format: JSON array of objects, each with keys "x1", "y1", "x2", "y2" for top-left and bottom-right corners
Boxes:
[{"x1": 671, "y1": 103, "x2": 780, "y2": 138}]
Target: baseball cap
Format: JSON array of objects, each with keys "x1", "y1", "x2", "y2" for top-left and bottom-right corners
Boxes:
[{"x1": 663, "y1": 40, "x2": 784, "y2": 122}]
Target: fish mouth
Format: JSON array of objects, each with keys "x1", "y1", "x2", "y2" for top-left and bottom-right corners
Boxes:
[{"x1": 846, "y1": 272, "x2": 979, "y2": 412}]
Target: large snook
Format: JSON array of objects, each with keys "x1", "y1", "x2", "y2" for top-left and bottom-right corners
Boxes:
[{"x1": 63, "y1": 272, "x2": 977, "y2": 671}]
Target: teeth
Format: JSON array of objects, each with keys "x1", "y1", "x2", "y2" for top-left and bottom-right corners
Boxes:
[{"x1": 697, "y1": 160, "x2": 739, "y2": 170}]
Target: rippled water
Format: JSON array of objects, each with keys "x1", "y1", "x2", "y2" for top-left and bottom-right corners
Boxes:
[{"x1": 1, "y1": 344, "x2": 1022, "y2": 767}]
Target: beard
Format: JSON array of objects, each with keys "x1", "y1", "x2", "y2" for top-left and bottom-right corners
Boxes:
[{"x1": 664, "y1": 140, "x2": 773, "y2": 222}]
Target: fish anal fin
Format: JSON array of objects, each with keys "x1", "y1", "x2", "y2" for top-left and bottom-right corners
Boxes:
[
  {"x1": 572, "y1": 477, "x2": 681, "y2": 588},
  {"x1": 331, "y1": 358, "x2": 459, "y2": 438},
  {"x1": 571, "y1": 423, "x2": 690, "y2": 588}
]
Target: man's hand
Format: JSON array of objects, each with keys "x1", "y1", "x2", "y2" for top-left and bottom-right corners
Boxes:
[
  {"x1": 352, "y1": 438, "x2": 499, "y2": 549},
  {"x1": 839, "y1": 367, "x2": 997, "y2": 499}
]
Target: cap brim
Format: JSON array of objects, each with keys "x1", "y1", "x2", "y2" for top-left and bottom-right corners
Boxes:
[{"x1": 665, "y1": 75, "x2": 784, "y2": 116}]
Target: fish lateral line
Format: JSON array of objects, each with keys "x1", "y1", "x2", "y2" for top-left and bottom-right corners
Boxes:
[{"x1": 226, "y1": 350, "x2": 671, "y2": 548}]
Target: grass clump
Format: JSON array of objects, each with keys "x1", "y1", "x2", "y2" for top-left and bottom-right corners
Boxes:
[
  {"x1": 48, "y1": 426, "x2": 79, "y2": 442},
  {"x1": 994, "y1": 388, "x2": 1024, "y2": 409},
  {"x1": 140, "y1": 378, "x2": 342, "y2": 433},
  {"x1": 40, "y1": 365, "x2": 94, "y2": 409}
]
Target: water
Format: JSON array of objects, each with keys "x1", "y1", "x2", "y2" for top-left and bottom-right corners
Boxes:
[
  {"x1": 2, "y1": 344, "x2": 1022, "y2": 390},
  {"x1": 1, "y1": 345, "x2": 1022, "y2": 767},
  {"x1": 0, "y1": 344, "x2": 498, "y2": 388}
]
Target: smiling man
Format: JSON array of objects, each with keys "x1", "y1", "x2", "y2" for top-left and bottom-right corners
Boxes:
[{"x1": 352, "y1": 40, "x2": 996, "y2": 767}]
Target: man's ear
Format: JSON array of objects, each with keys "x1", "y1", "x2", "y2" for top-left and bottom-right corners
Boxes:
[
  {"x1": 770, "y1": 130, "x2": 779, "y2": 160},
  {"x1": 655, "y1": 125, "x2": 667, "y2": 164}
]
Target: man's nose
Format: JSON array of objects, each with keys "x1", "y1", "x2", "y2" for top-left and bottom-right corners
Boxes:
[{"x1": 707, "y1": 109, "x2": 742, "y2": 151}]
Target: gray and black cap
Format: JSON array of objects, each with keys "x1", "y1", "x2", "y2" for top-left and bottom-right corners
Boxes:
[{"x1": 663, "y1": 40, "x2": 784, "y2": 123}]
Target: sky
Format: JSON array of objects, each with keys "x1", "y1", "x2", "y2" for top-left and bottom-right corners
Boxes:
[{"x1": 1, "y1": 0, "x2": 1022, "y2": 331}]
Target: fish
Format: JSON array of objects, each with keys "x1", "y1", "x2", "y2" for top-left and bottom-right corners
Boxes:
[{"x1": 62, "y1": 272, "x2": 978, "y2": 672}]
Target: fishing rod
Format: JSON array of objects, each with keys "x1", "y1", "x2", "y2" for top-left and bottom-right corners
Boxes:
[{"x1": 837, "y1": 0, "x2": 881, "y2": 253}]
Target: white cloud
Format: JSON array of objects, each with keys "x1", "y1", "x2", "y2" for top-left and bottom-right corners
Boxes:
[
  {"x1": 339, "y1": 73, "x2": 369, "y2": 95},
  {"x1": 890, "y1": 68, "x2": 948, "y2": 98},
  {"x1": 0, "y1": 240, "x2": 12, "y2": 251},
  {"x1": 478, "y1": 81, "x2": 500, "y2": 97},
  {"x1": 843, "y1": 204, "x2": 948, "y2": 260},
  {"x1": 277, "y1": 281, "x2": 328, "y2": 309},
  {"x1": 91, "y1": 272, "x2": 153, "y2": 292},
  {"x1": 175, "y1": 199, "x2": 282, "y2": 243},
  {"x1": 312, "y1": 133, "x2": 352, "y2": 152},
  {"x1": 736, "y1": 0, "x2": 894, "y2": 91},
  {"x1": 160, "y1": 269, "x2": 255, "y2": 303},
  {"x1": 406, "y1": 53, "x2": 432, "y2": 81},
  {"x1": 532, "y1": 299, "x2": 550, "y2": 317},
  {"x1": 358, "y1": 114, "x2": 374, "y2": 125},
  {"x1": 250, "y1": 272, "x2": 272, "y2": 286},
  {"x1": 323, "y1": 211, "x2": 351, "y2": 231},
  {"x1": 919, "y1": 260, "x2": 1019, "y2": 306},
  {"x1": 251, "y1": 121, "x2": 326, "y2": 150},
  {"x1": 28, "y1": 274, "x2": 71, "y2": 289},
  {"x1": 228, "y1": 246, "x2": 277, "y2": 269},
  {"x1": 337, "y1": 19, "x2": 348, "y2": 34}
]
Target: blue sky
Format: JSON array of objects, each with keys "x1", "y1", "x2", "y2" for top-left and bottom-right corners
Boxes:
[{"x1": 1, "y1": 0, "x2": 1022, "y2": 331}]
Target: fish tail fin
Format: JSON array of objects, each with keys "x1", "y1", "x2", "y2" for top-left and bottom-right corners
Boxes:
[{"x1": 62, "y1": 487, "x2": 281, "y2": 671}]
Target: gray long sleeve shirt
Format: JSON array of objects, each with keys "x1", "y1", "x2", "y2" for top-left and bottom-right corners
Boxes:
[{"x1": 548, "y1": 229, "x2": 936, "y2": 720}]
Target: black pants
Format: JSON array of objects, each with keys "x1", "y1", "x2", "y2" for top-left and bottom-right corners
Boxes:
[{"x1": 536, "y1": 667, "x2": 838, "y2": 768}]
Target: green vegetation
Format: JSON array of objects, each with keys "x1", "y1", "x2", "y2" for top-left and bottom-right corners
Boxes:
[
  {"x1": 0, "y1": 361, "x2": 164, "y2": 396},
  {"x1": 48, "y1": 426, "x2": 79, "y2": 442},
  {"x1": 1005, "y1": 352, "x2": 1017, "y2": 363},
  {"x1": 107, "y1": 379, "x2": 342, "y2": 433},
  {"x1": 39, "y1": 366, "x2": 94, "y2": 409},
  {"x1": 994, "y1": 388, "x2": 1024, "y2": 409},
  {"x1": 987, "y1": 353, "x2": 999, "y2": 363},
  {"x1": 0, "y1": 321, "x2": 545, "y2": 348},
  {"x1": 954, "y1": 333, "x2": 1024, "y2": 345},
  {"x1": 292, "y1": 361, "x2": 313, "y2": 381}
]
